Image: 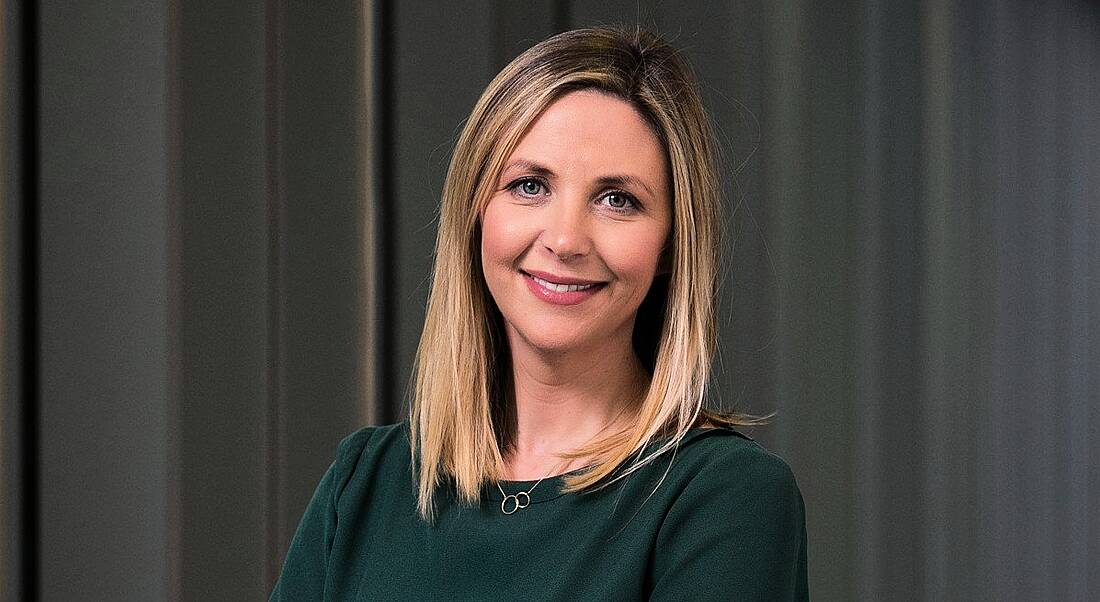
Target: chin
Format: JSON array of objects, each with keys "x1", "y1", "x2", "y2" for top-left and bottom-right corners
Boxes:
[{"x1": 510, "y1": 323, "x2": 593, "y2": 354}]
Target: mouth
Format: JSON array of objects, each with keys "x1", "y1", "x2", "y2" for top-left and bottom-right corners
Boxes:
[{"x1": 519, "y1": 270, "x2": 608, "y2": 305}]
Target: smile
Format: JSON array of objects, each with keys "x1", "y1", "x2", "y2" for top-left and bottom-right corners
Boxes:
[
  {"x1": 520, "y1": 271, "x2": 607, "y2": 306},
  {"x1": 530, "y1": 274, "x2": 595, "y2": 292}
]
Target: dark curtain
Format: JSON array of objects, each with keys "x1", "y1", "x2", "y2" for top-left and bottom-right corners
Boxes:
[{"x1": 1, "y1": 1, "x2": 1096, "y2": 600}]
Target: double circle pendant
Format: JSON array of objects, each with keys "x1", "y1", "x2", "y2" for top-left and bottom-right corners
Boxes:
[{"x1": 501, "y1": 491, "x2": 531, "y2": 515}]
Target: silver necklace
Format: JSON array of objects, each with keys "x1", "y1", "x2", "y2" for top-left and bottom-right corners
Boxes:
[
  {"x1": 496, "y1": 477, "x2": 546, "y2": 515},
  {"x1": 496, "y1": 455, "x2": 573, "y2": 515},
  {"x1": 496, "y1": 404, "x2": 635, "y2": 515}
]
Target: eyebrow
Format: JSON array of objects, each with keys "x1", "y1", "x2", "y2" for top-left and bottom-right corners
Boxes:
[{"x1": 501, "y1": 159, "x2": 659, "y2": 198}]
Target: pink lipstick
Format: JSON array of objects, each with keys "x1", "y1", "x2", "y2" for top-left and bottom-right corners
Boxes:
[{"x1": 520, "y1": 270, "x2": 607, "y2": 306}]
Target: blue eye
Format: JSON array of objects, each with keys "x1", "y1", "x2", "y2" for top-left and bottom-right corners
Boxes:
[
  {"x1": 600, "y1": 191, "x2": 640, "y2": 213},
  {"x1": 507, "y1": 178, "x2": 640, "y2": 214},
  {"x1": 511, "y1": 178, "x2": 545, "y2": 197}
]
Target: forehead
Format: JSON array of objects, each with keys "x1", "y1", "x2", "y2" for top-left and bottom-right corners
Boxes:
[{"x1": 503, "y1": 90, "x2": 668, "y2": 186}]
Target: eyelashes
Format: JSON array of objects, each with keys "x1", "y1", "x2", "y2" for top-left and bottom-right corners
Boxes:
[{"x1": 505, "y1": 177, "x2": 642, "y2": 214}]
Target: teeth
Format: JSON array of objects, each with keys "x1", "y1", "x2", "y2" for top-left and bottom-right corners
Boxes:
[{"x1": 531, "y1": 275, "x2": 596, "y2": 293}]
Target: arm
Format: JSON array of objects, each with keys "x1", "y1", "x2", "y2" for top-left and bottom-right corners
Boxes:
[
  {"x1": 269, "y1": 428, "x2": 375, "y2": 601},
  {"x1": 269, "y1": 457, "x2": 339, "y2": 601},
  {"x1": 649, "y1": 446, "x2": 808, "y2": 601}
]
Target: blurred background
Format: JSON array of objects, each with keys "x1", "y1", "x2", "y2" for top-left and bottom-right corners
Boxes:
[{"x1": 2, "y1": 0, "x2": 1098, "y2": 600}]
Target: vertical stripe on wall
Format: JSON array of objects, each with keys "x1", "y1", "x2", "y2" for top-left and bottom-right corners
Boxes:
[
  {"x1": 1061, "y1": 5, "x2": 1096, "y2": 600},
  {"x1": 919, "y1": 0, "x2": 952, "y2": 597}
]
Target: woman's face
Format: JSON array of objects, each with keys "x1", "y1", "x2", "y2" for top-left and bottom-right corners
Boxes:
[{"x1": 480, "y1": 89, "x2": 672, "y2": 356}]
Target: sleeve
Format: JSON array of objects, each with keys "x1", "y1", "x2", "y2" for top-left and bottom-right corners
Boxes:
[
  {"x1": 269, "y1": 428, "x2": 375, "y2": 601},
  {"x1": 648, "y1": 445, "x2": 809, "y2": 601}
]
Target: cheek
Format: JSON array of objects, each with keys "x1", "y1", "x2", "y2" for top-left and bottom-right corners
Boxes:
[
  {"x1": 600, "y1": 227, "x2": 668, "y2": 284},
  {"x1": 480, "y1": 202, "x2": 527, "y2": 273}
]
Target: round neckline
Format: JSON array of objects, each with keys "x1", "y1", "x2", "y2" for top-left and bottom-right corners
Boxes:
[
  {"x1": 495, "y1": 464, "x2": 593, "y2": 488},
  {"x1": 486, "y1": 426, "x2": 728, "y2": 505},
  {"x1": 487, "y1": 467, "x2": 589, "y2": 506}
]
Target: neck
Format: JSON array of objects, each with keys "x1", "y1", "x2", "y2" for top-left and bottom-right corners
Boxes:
[{"x1": 501, "y1": 325, "x2": 648, "y2": 481}]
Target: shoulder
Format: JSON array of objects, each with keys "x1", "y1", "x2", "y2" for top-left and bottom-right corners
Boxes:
[
  {"x1": 655, "y1": 426, "x2": 806, "y2": 561},
  {"x1": 679, "y1": 427, "x2": 797, "y2": 479},
  {"x1": 334, "y1": 420, "x2": 408, "y2": 460},
  {"x1": 669, "y1": 427, "x2": 803, "y2": 513},
  {"x1": 648, "y1": 428, "x2": 809, "y2": 599},
  {"x1": 328, "y1": 421, "x2": 411, "y2": 498}
]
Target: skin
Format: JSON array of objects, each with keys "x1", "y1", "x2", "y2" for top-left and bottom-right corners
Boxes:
[{"x1": 479, "y1": 89, "x2": 672, "y2": 480}]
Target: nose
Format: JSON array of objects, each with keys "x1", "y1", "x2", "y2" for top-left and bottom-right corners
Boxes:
[{"x1": 539, "y1": 196, "x2": 591, "y2": 262}]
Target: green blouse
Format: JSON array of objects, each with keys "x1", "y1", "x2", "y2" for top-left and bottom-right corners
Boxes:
[{"x1": 270, "y1": 421, "x2": 808, "y2": 600}]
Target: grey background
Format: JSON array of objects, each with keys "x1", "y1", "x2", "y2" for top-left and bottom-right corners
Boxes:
[{"x1": 2, "y1": 0, "x2": 1098, "y2": 600}]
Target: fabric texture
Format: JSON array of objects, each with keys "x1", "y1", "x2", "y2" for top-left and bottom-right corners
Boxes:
[{"x1": 270, "y1": 421, "x2": 808, "y2": 601}]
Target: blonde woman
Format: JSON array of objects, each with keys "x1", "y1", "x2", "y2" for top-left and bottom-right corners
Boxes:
[{"x1": 272, "y1": 26, "x2": 808, "y2": 601}]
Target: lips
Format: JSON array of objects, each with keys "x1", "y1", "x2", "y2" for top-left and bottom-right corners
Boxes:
[
  {"x1": 520, "y1": 270, "x2": 607, "y2": 306},
  {"x1": 527, "y1": 273, "x2": 596, "y2": 292},
  {"x1": 521, "y1": 269, "x2": 606, "y2": 286}
]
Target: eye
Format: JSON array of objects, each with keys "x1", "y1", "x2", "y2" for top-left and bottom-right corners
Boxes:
[
  {"x1": 509, "y1": 178, "x2": 546, "y2": 198},
  {"x1": 599, "y1": 191, "x2": 640, "y2": 213}
]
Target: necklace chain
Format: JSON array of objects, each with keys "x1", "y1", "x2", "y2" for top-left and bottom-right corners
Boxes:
[
  {"x1": 496, "y1": 460, "x2": 568, "y2": 515},
  {"x1": 495, "y1": 403, "x2": 636, "y2": 515}
]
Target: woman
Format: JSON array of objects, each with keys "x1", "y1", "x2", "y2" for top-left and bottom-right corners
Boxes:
[{"x1": 272, "y1": 26, "x2": 808, "y2": 600}]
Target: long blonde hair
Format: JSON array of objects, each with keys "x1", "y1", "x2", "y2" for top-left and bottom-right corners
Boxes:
[{"x1": 408, "y1": 25, "x2": 768, "y2": 522}]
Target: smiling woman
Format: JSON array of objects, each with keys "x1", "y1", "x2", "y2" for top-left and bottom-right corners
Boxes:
[{"x1": 271, "y1": 26, "x2": 808, "y2": 601}]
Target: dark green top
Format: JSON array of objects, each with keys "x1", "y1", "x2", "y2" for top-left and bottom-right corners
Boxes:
[{"x1": 270, "y1": 421, "x2": 808, "y2": 601}]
